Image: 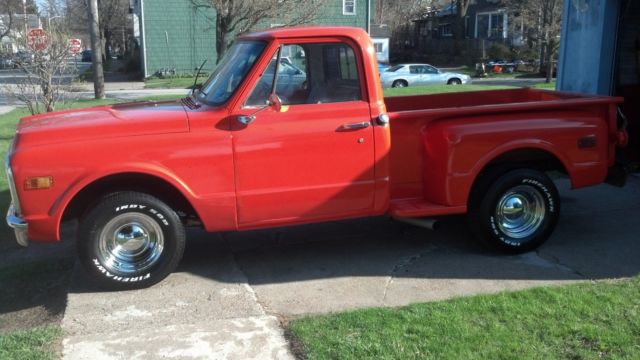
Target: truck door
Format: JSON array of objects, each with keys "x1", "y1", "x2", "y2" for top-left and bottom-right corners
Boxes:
[{"x1": 231, "y1": 41, "x2": 376, "y2": 227}]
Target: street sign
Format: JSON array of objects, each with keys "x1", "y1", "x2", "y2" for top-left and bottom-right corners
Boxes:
[
  {"x1": 27, "y1": 28, "x2": 48, "y2": 51},
  {"x1": 69, "y1": 38, "x2": 82, "y2": 54}
]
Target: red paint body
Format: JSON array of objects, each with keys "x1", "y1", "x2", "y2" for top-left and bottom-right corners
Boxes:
[{"x1": 8, "y1": 27, "x2": 625, "y2": 242}]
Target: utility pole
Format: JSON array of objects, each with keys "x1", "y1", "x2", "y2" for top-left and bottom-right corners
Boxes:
[
  {"x1": 22, "y1": 0, "x2": 27, "y2": 38},
  {"x1": 88, "y1": 0, "x2": 105, "y2": 99}
]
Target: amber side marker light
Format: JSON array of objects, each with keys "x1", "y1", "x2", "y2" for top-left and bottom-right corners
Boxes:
[{"x1": 25, "y1": 176, "x2": 54, "y2": 190}]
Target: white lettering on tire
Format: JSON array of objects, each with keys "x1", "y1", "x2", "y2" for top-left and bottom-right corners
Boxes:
[
  {"x1": 116, "y1": 204, "x2": 147, "y2": 212},
  {"x1": 113, "y1": 205, "x2": 170, "y2": 226},
  {"x1": 92, "y1": 258, "x2": 151, "y2": 282}
]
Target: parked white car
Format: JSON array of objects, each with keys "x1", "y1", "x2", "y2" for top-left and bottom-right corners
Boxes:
[{"x1": 380, "y1": 64, "x2": 472, "y2": 88}]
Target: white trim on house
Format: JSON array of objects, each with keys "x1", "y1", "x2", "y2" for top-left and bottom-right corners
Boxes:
[
  {"x1": 474, "y1": 9, "x2": 508, "y2": 39},
  {"x1": 140, "y1": 0, "x2": 148, "y2": 77},
  {"x1": 343, "y1": 0, "x2": 356, "y2": 16}
]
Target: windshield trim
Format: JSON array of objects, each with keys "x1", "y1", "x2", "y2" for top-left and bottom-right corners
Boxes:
[{"x1": 195, "y1": 40, "x2": 267, "y2": 107}]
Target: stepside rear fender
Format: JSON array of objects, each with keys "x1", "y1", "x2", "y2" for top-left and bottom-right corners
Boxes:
[{"x1": 422, "y1": 111, "x2": 610, "y2": 206}]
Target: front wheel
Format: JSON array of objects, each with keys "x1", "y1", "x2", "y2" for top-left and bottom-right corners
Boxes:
[
  {"x1": 77, "y1": 192, "x2": 186, "y2": 290},
  {"x1": 468, "y1": 169, "x2": 560, "y2": 253},
  {"x1": 447, "y1": 78, "x2": 462, "y2": 85},
  {"x1": 392, "y1": 80, "x2": 407, "y2": 88}
]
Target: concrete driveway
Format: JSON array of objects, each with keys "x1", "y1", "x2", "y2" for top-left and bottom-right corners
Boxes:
[{"x1": 61, "y1": 176, "x2": 640, "y2": 359}]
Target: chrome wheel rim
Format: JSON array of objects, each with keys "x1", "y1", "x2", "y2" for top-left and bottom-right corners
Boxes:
[
  {"x1": 495, "y1": 185, "x2": 546, "y2": 239},
  {"x1": 97, "y1": 213, "x2": 164, "y2": 274},
  {"x1": 394, "y1": 81, "x2": 405, "y2": 88}
]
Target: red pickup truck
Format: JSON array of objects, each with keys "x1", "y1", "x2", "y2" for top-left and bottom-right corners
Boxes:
[{"x1": 6, "y1": 27, "x2": 627, "y2": 289}]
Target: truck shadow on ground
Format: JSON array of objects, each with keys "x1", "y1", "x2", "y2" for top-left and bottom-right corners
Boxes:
[
  {"x1": 178, "y1": 178, "x2": 640, "y2": 287},
  {"x1": 0, "y1": 179, "x2": 632, "y2": 318},
  {"x1": 62, "y1": 178, "x2": 640, "y2": 299}
]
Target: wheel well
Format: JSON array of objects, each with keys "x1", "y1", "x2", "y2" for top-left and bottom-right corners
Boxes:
[
  {"x1": 468, "y1": 148, "x2": 568, "y2": 205},
  {"x1": 394, "y1": 79, "x2": 408, "y2": 85},
  {"x1": 448, "y1": 78, "x2": 461, "y2": 84},
  {"x1": 62, "y1": 173, "x2": 200, "y2": 223}
]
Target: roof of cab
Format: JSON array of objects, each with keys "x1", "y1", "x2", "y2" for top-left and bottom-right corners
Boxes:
[{"x1": 238, "y1": 26, "x2": 369, "y2": 42}]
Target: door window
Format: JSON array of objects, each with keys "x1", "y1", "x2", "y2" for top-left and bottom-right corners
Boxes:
[{"x1": 245, "y1": 42, "x2": 362, "y2": 107}]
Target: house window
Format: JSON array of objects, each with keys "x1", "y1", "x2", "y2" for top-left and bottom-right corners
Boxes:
[
  {"x1": 490, "y1": 13, "x2": 504, "y2": 39},
  {"x1": 475, "y1": 11, "x2": 506, "y2": 39},
  {"x1": 439, "y1": 23, "x2": 452, "y2": 37},
  {"x1": 343, "y1": 0, "x2": 356, "y2": 15},
  {"x1": 374, "y1": 42, "x2": 383, "y2": 53}
]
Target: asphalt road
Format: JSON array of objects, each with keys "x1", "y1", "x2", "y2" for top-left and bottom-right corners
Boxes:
[
  {"x1": 59, "y1": 176, "x2": 640, "y2": 359},
  {"x1": 0, "y1": 60, "x2": 91, "y2": 84}
]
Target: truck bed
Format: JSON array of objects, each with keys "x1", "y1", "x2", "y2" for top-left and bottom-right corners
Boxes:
[
  {"x1": 385, "y1": 88, "x2": 615, "y2": 113},
  {"x1": 384, "y1": 88, "x2": 623, "y2": 217}
]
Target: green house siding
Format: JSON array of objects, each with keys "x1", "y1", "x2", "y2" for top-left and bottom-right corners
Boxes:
[
  {"x1": 142, "y1": 1, "x2": 217, "y2": 77},
  {"x1": 314, "y1": 0, "x2": 371, "y2": 28},
  {"x1": 141, "y1": 0, "x2": 374, "y2": 77}
]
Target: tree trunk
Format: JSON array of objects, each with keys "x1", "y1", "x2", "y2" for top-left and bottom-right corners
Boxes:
[
  {"x1": 88, "y1": 0, "x2": 105, "y2": 99},
  {"x1": 545, "y1": 38, "x2": 555, "y2": 84},
  {"x1": 215, "y1": 16, "x2": 228, "y2": 64}
]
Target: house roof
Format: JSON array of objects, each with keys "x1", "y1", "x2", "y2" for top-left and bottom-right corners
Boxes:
[{"x1": 370, "y1": 24, "x2": 390, "y2": 38}]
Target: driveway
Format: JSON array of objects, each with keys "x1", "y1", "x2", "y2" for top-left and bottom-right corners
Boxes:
[{"x1": 61, "y1": 176, "x2": 640, "y2": 359}]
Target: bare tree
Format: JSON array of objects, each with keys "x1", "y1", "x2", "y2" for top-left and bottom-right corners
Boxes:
[
  {"x1": 6, "y1": 27, "x2": 76, "y2": 113},
  {"x1": 191, "y1": 0, "x2": 323, "y2": 63},
  {"x1": 453, "y1": 0, "x2": 472, "y2": 41},
  {"x1": 506, "y1": 0, "x2": 563, "y2": 83},
  {"x1": 376, "y1": 0, "x2": 434, "y2": 28},
  {"x1": 65, "y1": 0, "x2": 129, "y2": 61}
]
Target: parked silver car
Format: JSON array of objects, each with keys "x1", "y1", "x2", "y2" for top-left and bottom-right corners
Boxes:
[{"x1": 380, "y1": 64, "x2": 472, "y2": 88}]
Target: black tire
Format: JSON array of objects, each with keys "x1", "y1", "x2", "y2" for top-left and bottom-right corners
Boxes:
[
  {"x1": 468, "y1": 169, "x2": 560, "y2": 253},
  {"x1": 448, "y1": 78, "x2": 462, "y2": 85},
  {"x1": 77, "y1": 192, "x2": 186, "y2": 290},
  {"x1": 392, "y1": 80, "x2": 408, "y2": 88}
]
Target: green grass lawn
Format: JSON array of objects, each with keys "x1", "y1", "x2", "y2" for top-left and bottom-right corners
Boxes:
[
  {"x1": 384, "y1": 84, "x2": 515, "y2": 97},
  {"x1": 144, "y1": 76, "x2": 200, "y2": 89},
  {"x1": 0, "y1": 327, "x2": 62, "y2": 360},
  {"x1": 384, "y1": 82, "x2": 556, "y2": 97},
  {"x1": 289, "y1": 278, "x2": 640, "y2": 360}
]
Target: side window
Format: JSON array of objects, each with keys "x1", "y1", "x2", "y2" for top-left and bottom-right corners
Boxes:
[
  {"x1": 245, "y1": 42, "x2": 362, "y2": 107},
  {"x1": 314, "y1": 43, "x2": 362, "y2": 103},
  {"x1": 245, "y1": 45, "x2": 308, "y2": 107},
  {"x1": 426, "y1": 66, "x2": 439, "y2": 74},
  {"x1": 409, "y1": 66, "x2": 420, "y2": 74}
]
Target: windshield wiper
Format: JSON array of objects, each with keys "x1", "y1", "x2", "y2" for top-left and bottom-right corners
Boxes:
[{"x1": 192, "y1": 59, "x2": 208, "y2": 96}]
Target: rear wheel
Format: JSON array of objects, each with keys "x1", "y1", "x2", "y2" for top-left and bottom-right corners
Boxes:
[
  {"x1": 448, "y1": 78, "x2": 462, "y2": 85},
  {"x1": 468, "y1": 169, "x2": 560, "y2": 253},
  {"x1": 77, "y1": 192, "x2": 185, "y2": 290},
  {"x1": 392, "y1": 80, "x2": 408, "y2": 88}
]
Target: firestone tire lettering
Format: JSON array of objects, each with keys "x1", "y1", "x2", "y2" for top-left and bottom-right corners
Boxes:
[
  {"x1": 468, "y1": 169, "x2": 560, "y2": 253},
  {"x1": 92, "y1": 258, "x2": 151, "y2": 282}
]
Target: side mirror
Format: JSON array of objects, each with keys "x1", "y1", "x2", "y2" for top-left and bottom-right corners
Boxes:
[{"x1": 268, "y1": 93, "x2": 282, "y2": 112}]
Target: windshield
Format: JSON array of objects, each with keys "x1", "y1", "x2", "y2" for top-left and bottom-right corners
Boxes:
[
  {"x1": 198, "y1": 41, "x2": 266, "y2": 105},
  {"x1": 386, "y1": 65, "x2": 404, "y2": 72}
]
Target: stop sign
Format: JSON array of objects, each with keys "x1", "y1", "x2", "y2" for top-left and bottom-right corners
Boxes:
[
  {"x1": 27, "y1": 28, "x2": 48, "y2": 51},
  {"x1": 69, "y1": 38, "x2": 82, "y2": 54}
]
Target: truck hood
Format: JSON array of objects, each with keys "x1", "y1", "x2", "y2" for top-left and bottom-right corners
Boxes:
[{"x1": 16, "y1": 100, "x2": 189, "y2": 147}]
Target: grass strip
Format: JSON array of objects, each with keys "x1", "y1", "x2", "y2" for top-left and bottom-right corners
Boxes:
[
  {"x1": 0, "y1": 327, "x2": 62, "y2": 360},
  {"x1": 289, "y1": 278, "x2": 640, "y2": 360}
]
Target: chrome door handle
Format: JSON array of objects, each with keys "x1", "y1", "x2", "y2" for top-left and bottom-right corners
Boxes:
[{"x1": 340, "y1": 122, "x2": 370, "y2": 130}]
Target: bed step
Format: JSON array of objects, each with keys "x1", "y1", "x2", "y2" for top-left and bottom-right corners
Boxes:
[{"x1": 389, "y1": 198, "x2": 467, "y2": 218}]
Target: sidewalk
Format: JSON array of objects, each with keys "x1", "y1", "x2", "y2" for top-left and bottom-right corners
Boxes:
[{"x1": 72, "y1": 81, "x2": 147, "y2": 92}]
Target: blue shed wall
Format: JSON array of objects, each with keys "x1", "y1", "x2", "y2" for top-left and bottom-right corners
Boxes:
[{"x1": 557, "y1": 0, "x2": 620, "y2": 95}]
